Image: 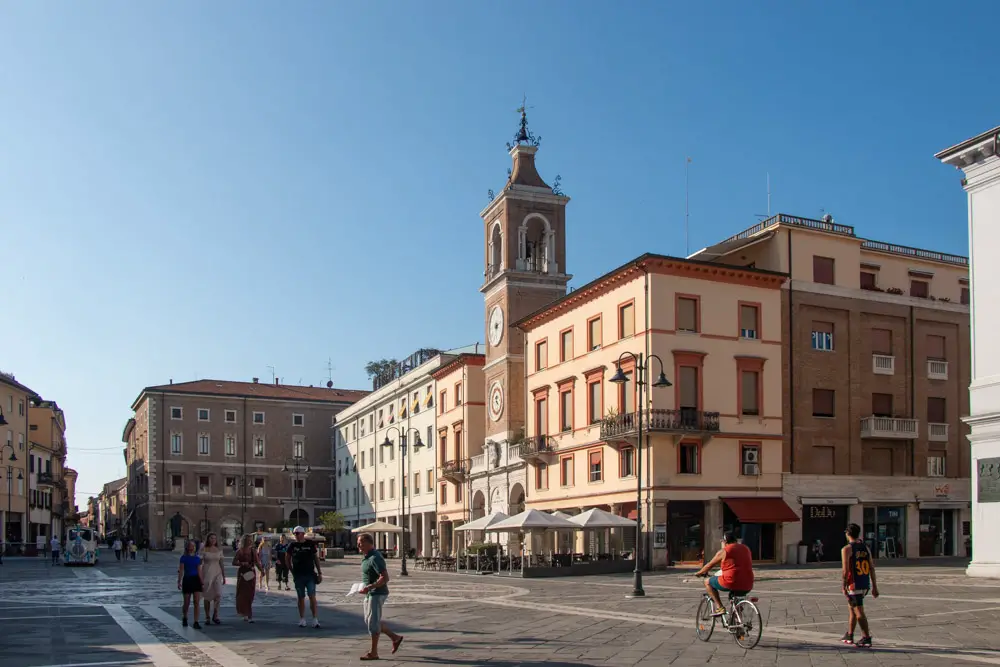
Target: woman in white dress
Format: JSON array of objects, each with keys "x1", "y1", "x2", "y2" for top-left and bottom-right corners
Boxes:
[
  {"x1": 257, "y1": 538, "x2": 272, "y2": 591},
  {"x1": 200, "y1": 533, "x2": 226, "y2": 624}
]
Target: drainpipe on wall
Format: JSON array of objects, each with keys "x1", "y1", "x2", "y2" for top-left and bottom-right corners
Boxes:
[
  {"x1": 787, "y1": 230, "x2": 796, "y2": 474},
  {"x1": 910, "y1": 305, "x2": 916, "y2": 477},
  {"x1": 642, "y1": 264, "x2": 652, "y2": 570}
]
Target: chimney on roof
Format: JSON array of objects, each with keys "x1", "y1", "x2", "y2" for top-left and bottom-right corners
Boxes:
[
  {"x1": 274, "y1": 377, "x2": 279, "y2": 385},
  {"x1": 252, "y1": 377, "x2": 259, "y2": 384},
  {"x1": 169, "y1": 379, "x2": 173, "y2": 384}
]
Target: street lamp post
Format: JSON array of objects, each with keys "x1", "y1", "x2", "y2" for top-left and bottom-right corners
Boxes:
[
  {"x1": 609, "y1": 350, "x2": 671, "y2": 599},
  {"x1": 282, "y1": 456, "x2": 311, "y2": 528},
  {"x1": 382, "y1": 426, "x2": 422, "y2": 577},
  {"x1": 202, "y1": 504, "x2": 209, "y2": 539},
  {"x1": 2, "y1": 443, "x2": 22, "y2": 554}
]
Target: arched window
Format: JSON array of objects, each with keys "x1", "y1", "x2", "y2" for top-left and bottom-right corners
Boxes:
[
  {"x1": 488, "y1": 223, "x2": 503, "y2": 278},
  {"x1": 517, "y1": 214, "x2": 555, "y2": 273}
]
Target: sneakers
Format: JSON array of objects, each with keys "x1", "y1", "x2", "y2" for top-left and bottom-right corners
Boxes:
[
  {"x1": 841, "y1": 633, "x2": 854, "y2": 645},
  {"x1": 192, "y1": 621, "x2": 202, "y2": 630},
  {"x1": 298, "y1": 618, "x2": 307, "y2": 628},
  {"x1": 855, "y1": 636, "x2": 872, "y2": 648},
  {"x1": 182, "y1": 617, "x2": 188, "y2": 628},
  {"x1": 313, "y1": 618, "x2": 321, "y2": 629}
]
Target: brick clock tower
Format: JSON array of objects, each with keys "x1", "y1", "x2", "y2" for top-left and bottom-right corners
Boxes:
[{"x1": 480, "y1": 108, "x2": 571, "y2": 446}]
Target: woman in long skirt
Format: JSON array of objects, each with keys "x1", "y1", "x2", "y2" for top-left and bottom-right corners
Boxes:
[
  {"x1": 200, "y1": 533, "x2": 226, "y2": 624},
  {"x1": 233, "y1": 534, "x2": 259, "y2": 622}
]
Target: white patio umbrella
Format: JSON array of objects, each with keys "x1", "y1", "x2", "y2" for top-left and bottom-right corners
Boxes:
[
  {"x1": 454, "y1": 511, "x2": 509, "y2": 532},
  {"x1": 569, "y1": 508, "x2": 637, "y2": 529},
  {"x1": 485, "y1": 509, "x2": 581, "y2": 531},
  {"x1": 351, "y1": 520, "x2": 403, "y2": 534}
]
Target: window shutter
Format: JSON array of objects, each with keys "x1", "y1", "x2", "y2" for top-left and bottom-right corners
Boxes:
[
  {"x1": 678, "y1": 298, "x2": 698, "y2": 331},
  {"x1": 679, "y1": 367, "x2": 698, "y2": 408},
  {"x1": 741, "y1": 371, "x2": 759, "y2": 414},
  {"x1": 740, "y1": 305, "x2": 757, "y2": 332},
  {"x1": 872, "y1": 329, "x2": 892, "y2": 355},
  {"x1": 927, "y1": 335, "x2": 946, "y2": 359},
  {"x1": 813, "y1": 256, "x2": 835, "y2": 284},
  {"x1": 927, "y1": 397, "x2": 946, "y2": 423},
  {"x1": 812, "y1": 389, "x2": 834, "y2": 416},
  {"x1": 872, "y1": 393, "x2": 894, "y2": 417}
]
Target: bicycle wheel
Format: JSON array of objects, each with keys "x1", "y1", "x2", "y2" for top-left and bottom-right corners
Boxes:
[
  {"x1": 732, "y1": 600, "x2": 762, "y2": 649},
  {"x1": 695, "y1": 596, "x2": 716, "y2": 642}
]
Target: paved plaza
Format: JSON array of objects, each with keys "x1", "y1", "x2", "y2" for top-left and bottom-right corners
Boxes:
[{"x1": 0, "y1": 553, "x2": 998, "y2": 666}]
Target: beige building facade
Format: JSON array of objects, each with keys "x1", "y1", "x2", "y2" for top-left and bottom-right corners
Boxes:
[
  {"x1": 692, "y1": 213, "x2": 971, "y2": 562},
  {"x1": 125, "y1": 378, "x2": 365, "y2": 547},
  {"x1": 1, "y1": 373, "x2": 38, "y2": 548},
  {"x1": 27, "y1": 400, "x2": 71, "y2": 543}
]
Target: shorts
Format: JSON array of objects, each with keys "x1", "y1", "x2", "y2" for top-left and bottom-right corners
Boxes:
[
  {"x1": 846, "y1": 589, "x2": 868, "y2": 607},
  {"x1": 363, "y1": 594, "x2": 387, "y2": 636},
  {"x1": 293, "y1": 573, "x2": 317, "y2": 599},
  {"x1": 182, "y1": 575, "x2": 203, "y2": 595},
  {"x1": 708, "y1": 576, "x2": 751, "y2": 596}
]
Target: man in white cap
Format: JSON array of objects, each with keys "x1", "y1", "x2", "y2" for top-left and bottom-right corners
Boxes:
[{"x1": 284, "y1": 526, "x2": 322, "y2": 628}]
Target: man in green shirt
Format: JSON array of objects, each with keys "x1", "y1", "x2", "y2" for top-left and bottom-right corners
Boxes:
[{"x1": 357, "y1": 533, "x2": 403, "y2": 661}]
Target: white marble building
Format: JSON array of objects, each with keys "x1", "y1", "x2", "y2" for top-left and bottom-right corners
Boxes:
[{"x1": 937, "y1": 126, "x2": 1000, "y2": 578}]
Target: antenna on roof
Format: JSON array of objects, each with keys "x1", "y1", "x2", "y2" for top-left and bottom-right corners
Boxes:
[
  {"x1": 325, "y1": 358, "x2": 335, "y2": 385},
  {"x1": 685, "y1": 156, "x2": 692, "y2": 256},
  {"x1": 767, "y1": 172, "x2": 771, "y2": 217},
  {"x1": 267, "y1": 366, "x2": 275, "y2": 384}
]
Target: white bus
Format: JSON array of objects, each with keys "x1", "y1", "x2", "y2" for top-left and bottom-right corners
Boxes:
[{"x1": 63, "y1": 526, "x2": 100, "y2": 566}]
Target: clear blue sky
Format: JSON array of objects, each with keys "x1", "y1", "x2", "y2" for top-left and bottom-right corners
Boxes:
[{"x1": 2, "y1": 2, "x2": 996, "y2": 507}]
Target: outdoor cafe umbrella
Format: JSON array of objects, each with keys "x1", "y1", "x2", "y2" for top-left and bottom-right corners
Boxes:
[
  {"x1": 485, "y1": 509, "x2": 581, "y2": 532},
  {"x1": 351, "y1": 520, "x2": 404, "y2": 534},
  {"x1": 454, "y1": 511, "x2": 509, "y2": 532},
  {"x1": 569, "y1": 508, "x2": 637, "y2": 529}
]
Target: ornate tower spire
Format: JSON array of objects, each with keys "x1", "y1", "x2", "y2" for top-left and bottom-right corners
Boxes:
[{"x1": 506, "y1": 95, "x2": 541, "y2": 151}]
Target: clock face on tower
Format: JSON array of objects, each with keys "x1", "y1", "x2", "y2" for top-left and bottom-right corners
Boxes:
[
  {"x1": 489, "y1": 381, "x2": 504, "y2": 422},
  {"x1": 488, "y1": 305, "x2": 504, "y2": 347}
]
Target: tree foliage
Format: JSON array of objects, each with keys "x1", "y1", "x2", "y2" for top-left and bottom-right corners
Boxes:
[
  {"x1": 318, "y1": 511, "x2": 346, "y2": 534},
  {"x1": 364, "y1": 359, "x2": 398, "y2": 383}
]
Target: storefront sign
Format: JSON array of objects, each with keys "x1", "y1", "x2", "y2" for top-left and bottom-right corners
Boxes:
[
  {"x1": 934, "y1": 484, "x2": 950, "y2": 498},
  {"x1": 653, "y1": 524, "x2": 667, "y2": 549},
  {"x1": 808, "y1": 506, "x2": 840, "y2": 520},
  {"x1": 978, "y1": 457, "x2": 1000, "y2": 503}
]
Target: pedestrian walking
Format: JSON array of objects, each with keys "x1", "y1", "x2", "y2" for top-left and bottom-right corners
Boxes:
[
  {"x1": 357, "y1": 532, "x2": 403, "y2": 660},
  {"x1": 273, "y1": 535, "x2": 290, "y2": 591},
  {"x1": 113, "y1": 538, "x2": 123, "y2": 561},
  {"x1": 233, "y1": 534, "x2": 259, "y2": 623},
  {"x1": 50, "y1": 535, "x2": 61, "y2": 566},
  {"x1": 177, "y1": 540, "x2": 204, "y2": 629},
  {"x1": 257, "y1": 538, "x2": 273, "y2": 592},
  {"x1": 285, "y1": 526, "x2": 322, "y2": 628},
  {"x1": 200, "y1": 533, "x2": 226, "y2": 625},
  {"x1": 129, "y1": 539, "x2": 137, "y2": 560}
]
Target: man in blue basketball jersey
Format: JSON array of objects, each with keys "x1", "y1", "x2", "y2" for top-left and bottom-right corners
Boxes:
[{"x1": 840, "y1": 522, "x2": 879, "y2": 647}]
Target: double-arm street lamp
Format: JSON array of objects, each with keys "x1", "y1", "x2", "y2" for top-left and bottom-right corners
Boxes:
[
  {"x1": 609, "y1": 350, "x2": 671, "y2": 599},
  {"x1": 282, "y1": 455, "x2": 311, "y2": 528},
  {"x1": 382, "y1": 426, "x2": 422, "y2": 577},
  {"x1": 2, "y1": 441, "x2": 22, "y2": 553}
]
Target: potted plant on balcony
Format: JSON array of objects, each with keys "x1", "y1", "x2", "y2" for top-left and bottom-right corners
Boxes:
[{"x1": 600, "y1": 407, "x2": 620, "y2": 429}]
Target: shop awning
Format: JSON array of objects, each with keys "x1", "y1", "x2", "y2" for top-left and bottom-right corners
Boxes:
[{"x1": 722, "y1": 497, "x2": 800, "y2": 524}]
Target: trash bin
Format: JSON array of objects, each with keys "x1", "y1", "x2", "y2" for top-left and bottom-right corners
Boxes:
[
  {"x1": 785, "y1": 544, "x2": 798, "y2": 565},
  {"x1": 797, "y1": 544, "x2": 809, "y2": 564}
]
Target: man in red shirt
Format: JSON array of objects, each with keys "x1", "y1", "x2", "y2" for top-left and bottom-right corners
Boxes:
[{"x1": 695, "y1": 531, "x2": 755, "y2": 616}]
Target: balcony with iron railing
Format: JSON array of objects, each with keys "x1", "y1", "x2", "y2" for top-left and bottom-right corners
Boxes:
[
  {"x1": 600, "y1": 408, "x2": 721, "y2": 441},
  {"x1": 860, "y1": 416, "x2": 919, "y2": 440},
  {"x1": 860, "y1": 240, "x2": 968, "y2": 267},
  {"x1": 520, "y1": 435, "x2": 556, "y2": 462},
  {"x1": 37, "y1": 472, "x2": 56, "y2": 486},
  {"x1": 441, "y1": 460, "x2": 467, "y2": 482},
  {"x1": 721, "y1": 213, "x2": 856, "y2": 244}
]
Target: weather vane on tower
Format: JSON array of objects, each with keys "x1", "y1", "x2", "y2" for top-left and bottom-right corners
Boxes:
[{"x1": 506, "y1": 94, "x2": 541, "y2": 151}]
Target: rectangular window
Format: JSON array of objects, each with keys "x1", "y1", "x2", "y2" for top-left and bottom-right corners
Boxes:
[
  {"x1": 225, "y1": 435, "x2": 236, "y2": 456},
  {"x1": 618, "y1": 370, "x2": 635, "y2": 413},
  {"x1": 378, "y1": 481, "x2": 385, "y2": 501},
  {"x1": 560, "y1": 329, "x2": 573, "y2": 362},
  {"x1": 560, "y1": 388, "x2": 573, "y2": 432},
  {"x1": 589, "y1": 450, "x2": 603, "y2": 482},
  {"x1": 198, "y1": 476, "x2": 210, "y2": 495},
  {"x1": 171, "y1": 474, "x2": 182, "y2": 494},
  {"x1": 739, "y1": 304, "x2": 759, "y2": 340},
  {"x1": 588, "y1": 380, "x2": 602, "y2": 424},
  {"x1": 293, "y1": 413, "x2": 304, "y2": 427},
  {"x1": 368, "y1": 483, "x2": 374, "y2": 501},
  {"x1": 198, "y1": 434, "x2": 210, "y2": 456},
  {"x1": 619, "y1": 447, "x2": 634, "y2": 477},
  {"x1": 427, "y1": 469, "x2": 433, "y2": 491},
  {"x1": 456, "y1": 480, "x2": 463, "y2": 502},
  {"x1": 679, "y1": 442, "x2": 700, "y2": 474},
  {"x1": 293, "y1": 437, "x2": 304, "y2": 459},
  {"x1": 910, "y1": 279, "x2": 929, "y2": 298},
  {"x1": 225, "y1": 477, "x2": 236, "y2": 497},
  {"x1": 439, "y1": 392, "x2": 446, "y2": 414},
  {"x1": 927, "y1": 334, "x2": 946, "y2": 360},
  {"x1": 536, "y1": 397, "x2": 548, "y2": 435},
  {"x1": 171, "y1": 433, "x2": 182, "y2": 455},
  {"x1": 171, "y1": 407, "x2": 183, "y2": 420},
  {"x1": 872, "y1": 392, "x2": 893, "y2": 417},
  {"x1": 535, "y1": 462, "x2": 549, "y2": 490},
  {"x1": 927, "y1": 456, "x2": 946, "y2": 477},
  {"x1": 224, "y1": 409, "x2": 237, "y2": 423},
  {"x1": 740, "y1": 371, "x2": 759, "y2": 416},
  {"x1": 352, "y1": 487, "x2": 357, "y2": 506},
  {"x1": 740, "y1": 443, "x2": 760, "y2": 476},
  {"x1": 961, "y1": 287, "x2": 970, "y2": 305},
  {"x1": 440, "y1": 484, "x2": 447, "y2": 504},
  {"x1": 811, "y1": 321, "x2": 834, "y2": 351},
  {"x1": 389, "y1": 478, "x2": 395, "y2": 499},
  {"x1": 860, "y1": 271, "x2": 877, "y2": 289},
  {"x1": 872, "y1": 328, "x2": 892, "y2": 355},
  {"x1": 414, "y1": 472, "x2": 420, "y2": 495},
  {"x1": 619, "y1": 302, "x2": 635, "y2": 339},
  {"x1": 813, "y1": 256, "x2": 835, "y2": 284},
  {"x1": 812, "y1": 389, "x2": 835, "y2": 417},
  {"x1": 253, "y1": 436, "x2": 265, "y2": 458},
  {"x1": 536, "y1": 340, "x2": 548, "y2": 371},
  {"x1": 677, "y1": 296, "x2": 698, "y2": 332},
  {"x1": 369, "y1": 414, "x2": 374, "y2": 432},
  {"x1": 253, "y1": 411, "x2": 265, "y2": 424},
  {"x1": 560, "y1": 455, "x2": 574, "y2": 487},
  {"x1": 197, "y1": 408, "x2": 210, "y2": 422},
  {"x1": 927, "y1": 397, "x2": 946, "y2": 423},
  {"x1": 427, "y1": 426, "x2": 433, "y2": 449},
  {"x1": 360, "y1": 451, "x2": 365, "y2": 469},
  {"x1": 253, "y1": 478, "x2": 265, "y2": 497},
  {"x1": 455, "y1": 383, "x2": 463, "y2": 405},
  {"x1": 588, "y1": 317, "x2": 602, "y2": 351},
  {"x1": 679, "y1": 366, "x2": 698, "y2": 409}
]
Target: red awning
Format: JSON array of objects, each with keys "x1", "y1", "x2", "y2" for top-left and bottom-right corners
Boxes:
[{"x1": 722, "y1": 497, "x2": 800, "y2": 524}]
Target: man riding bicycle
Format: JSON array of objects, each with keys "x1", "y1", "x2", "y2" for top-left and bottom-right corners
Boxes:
[{"x1": 695, "y1": 531, "x2": 754, "y2": 616}]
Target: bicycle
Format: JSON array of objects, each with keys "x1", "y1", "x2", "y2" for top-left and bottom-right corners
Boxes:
[{"x1": 694, "y1": 573, "x2": 763, "y2": 649}]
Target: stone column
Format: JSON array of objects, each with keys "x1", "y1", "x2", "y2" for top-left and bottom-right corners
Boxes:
[
  {"x1": 938, "y1": 130, "x2": 1000, "y2": 578},
  {"x1": 423, "y1": 511, "x2": 433, "y2": 557},
  {"x1": 905, "y1": 503, "x2": 920, "y2": 559}
]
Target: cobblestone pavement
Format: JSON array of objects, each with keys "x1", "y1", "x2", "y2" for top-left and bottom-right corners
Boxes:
[{"x1": 1, "y1": 552, "x2": 999, "y2": 666}]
